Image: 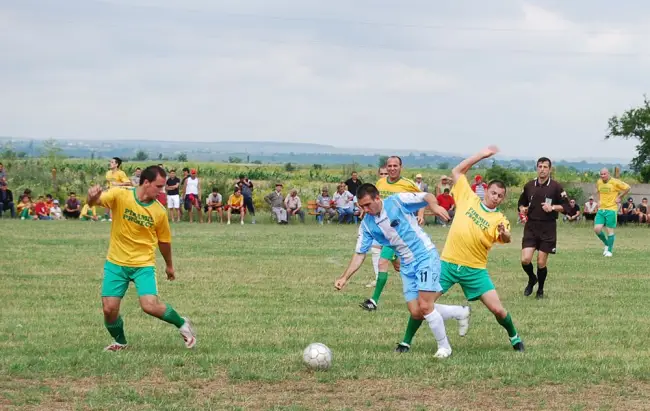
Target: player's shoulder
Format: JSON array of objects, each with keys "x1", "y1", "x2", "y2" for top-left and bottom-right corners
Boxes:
[{"x1": 400, "y1": 177, "x2": 419, "y2": 188}]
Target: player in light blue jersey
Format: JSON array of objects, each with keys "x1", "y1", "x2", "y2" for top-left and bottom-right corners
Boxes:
[{"x1": 335, "y1": 184, "x2": 470, "y2": 358}]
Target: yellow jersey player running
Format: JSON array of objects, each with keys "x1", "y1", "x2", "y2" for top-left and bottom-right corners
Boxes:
[
  {"x1": 395, "y1": 146, "x2": 524, "y2": 353},
  {"x1": 87, "y1": 165, "x2": 196, "y2": 352},
  {"x1": 360, "y1": 156, "x2": 425, "y2": 312},
  {"x1": 594, "y1": 168, "x2": 630, "y2": 257}
]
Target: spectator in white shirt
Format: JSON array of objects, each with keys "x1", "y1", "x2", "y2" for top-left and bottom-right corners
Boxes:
[
  {"x1": 333, "y1": 183, "x2": 354, "y2": 224},
  {"x1": 49, "y1": 199, "x2": 63, "y2": 220},
  {"x1": 316, "y1": 187, "x2": 336, "y2": 224},
  {"x1": 583, "y1": 196, "x2": 598, "y2": 221},
  {"x1": 284, "y1": 189, "x2": 305, "y2": 223},
  {"x1": 205, "y1": 187, "x2": 224, "y2": 223}
]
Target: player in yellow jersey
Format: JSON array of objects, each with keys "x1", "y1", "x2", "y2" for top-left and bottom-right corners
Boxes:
[
  {"x1": 360, "y1": 156, "x2": 427, "y2": 312},
  {"x1": 395, "y1": 146, "x2": 524, "y2": 353},
  {"x1": 594, "y1": 168, "x2": 630, "y2": 257},
  {"x1": 105, "y1": 157, "x2": 132, "y2": 221},
  {"x1": 87, "y1": 165, "x2": 196, "y2": 352}
]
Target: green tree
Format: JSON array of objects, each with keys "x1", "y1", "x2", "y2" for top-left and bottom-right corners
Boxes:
[
  {"x1": 606, "y1": 96, "x2": 650, "y2": 181},
  {"x1": 378, "y1": 156, "x2": 389, "y2": 167},
  {"x1": 284, "y1": 162, "x2": 296, "y2": 172},
  {"x1": 42, "y1": 138, "x2": 63, "y2": 159},
  {"x1": 251, "y1": 160, "x2": 262, "y2": 165},
  {"x1": 177, "y1": 153, "x2": 188, "y2": 162},
  {"x1": 485, "y1": 164, "x2": 520, "y2": 187},
  {"x1": 228, "y1": 156, "x2": 243, "y2": 164},
  {"x1": 135, "y1": 150, "x2": 149, "y2": 161},
  {"x1": 158, "y1": 153, "x2": 163, "y2": 160},
  {"x1": 437, "y1": 162, "x2": 449, "y2": 170}
]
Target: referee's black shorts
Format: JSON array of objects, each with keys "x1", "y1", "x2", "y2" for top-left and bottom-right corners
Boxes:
[{"x1": 522, "y1": 220, "x2": 557, "y2": 254}]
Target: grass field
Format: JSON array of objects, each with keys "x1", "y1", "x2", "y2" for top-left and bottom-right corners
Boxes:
[{"x1": 2, "y1": 219, "x2": 650, "y2": 410}]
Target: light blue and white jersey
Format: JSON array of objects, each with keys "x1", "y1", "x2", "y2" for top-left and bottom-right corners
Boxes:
[{"x1": 355, "y1": 193, "x2": 435, "y2": 264}]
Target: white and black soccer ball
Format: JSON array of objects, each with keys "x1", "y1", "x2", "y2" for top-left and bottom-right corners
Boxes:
[{"x1": 302, "y1": 343, "x2": 332, "y2": 370}]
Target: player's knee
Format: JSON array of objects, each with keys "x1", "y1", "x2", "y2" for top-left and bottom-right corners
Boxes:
[
  {"x1": 378, "y1": 260, "x2": 389, "y2": 272},
  {"x1": 417, "y1": 298, "x2": 433, "y2": 316},
  {"x1": 490, "y1": 305, "x2": 507, "y2": 319},
  {"x1": 102, "y1": 304, "x2": 119, "y2": 320},
  {"x1": 139, "y1": 299, "x2": 159, "y2": 316},
  {"x1": 520, "y1": 256, "x2": 532, "y2": 265}
]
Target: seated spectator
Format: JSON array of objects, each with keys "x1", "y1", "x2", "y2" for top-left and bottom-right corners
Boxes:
[
  {"x1": 264, "y1": 183, "x2": 288, "y2": 224},
  {"x1": 131, "y1": 167, "x2": 142, "y2": 186},
  {"x1": 17, "y1": 194, "x2": 33, "y2": 220},
  {"x1": 34, "y1": 196, "x2": 52, "y2": 220},
  {"x1": 22, "y1": 188, "x2": 33, "y2": 201},
  {"x1": 63, "y1": 192, "x2": 81, "y2": 219},
  {"x1": 621, "y1": 197, "x2": 636, "y2": 224},
  {"x1": 227, "y1": 187, "x2": 246, "y2": 225},
  {"x1": 436, "y1": 188, "x2": 456, "y2": 226},
  {"x1": 0, "y1": 162, "x2": 5, "y2": 182},
  {"x1": 80, "y1": 203, "x2": 99, "y2": 221},
  {"x1": 284, "y1": 189, "x2": 305, "y2": 223},
  {"x1": 44, "y1": 194, "x2": 55, "y2": 215},
  {"x1": 563, "y1": 199, "x2": 581, "y2": 222},
  {"x1": 583, "y1": 196, "x2": 598, "y2": 221},
  {"x1": 316, "y1": 187, "x2": 336, "y2": 224},
  {"x1": 50, "y1": 199, "x2": 63, "y2": 220},
  {"x1": 205, "y1": 187, "x2": 224, "y2": 223},
  {"x1": 415, "y1": 174, "x2": 428, "y2": 192},
  {"x1": 0, "y1": 182, "x2": 15, "y2": 218},
  {"x1": 353, "y1": 195, "x2": 362, "y2": 222},
  {"x1": 436, "y1": 175, "x2": 452, "y2": 196},
  {"x1": 637, "y1": 197, "x2": 649, "y2": 224},
  {"x1": 333, "y1": 183, "x2": 355, "y2": 224}
]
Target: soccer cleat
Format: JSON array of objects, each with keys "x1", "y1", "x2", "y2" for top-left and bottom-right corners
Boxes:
[
  {"x1": 524, "y1": 279, "x2": 537, "y2": 297},
  {"x1": 510, "y1": 334, "x2": 525, "y2": 352},
  {"x1": 458, "y1": 305, "x2": 471, "y2": 336},
  {"x1": 536, "y1": 290, "x2": 544, "y2": 299},
  {"x1": 240, "y1": 221, "x2": 244, "y2": 225},
  {"x1": 365, "y1": 280, "x2": 376, "y2": 288},
  {"x1": 604, "y1": 251, "x2": 613, "y2": 257},
  {"x1": 359, "y1": 299, "x2": 377, "y2": 311},
  {"x1": 179, "y1": 317, "x2": 197, "y2": 349},
  {"x1": 395, "y1": 342, "x2": 410, "y2": 353},
  {"x1": 433, "y1": 347, "x2": 452, "y2": 359},
  {"x1": 104, "y1": 342, "x2": 128, "y2": 352},
  {"x1": 603, "y1": 245, "x2": 609, "y2": 256}
]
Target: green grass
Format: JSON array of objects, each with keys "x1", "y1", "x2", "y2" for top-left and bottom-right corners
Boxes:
[{"x1": 2, "y1": 219, "x2": 650, "y2": 410}]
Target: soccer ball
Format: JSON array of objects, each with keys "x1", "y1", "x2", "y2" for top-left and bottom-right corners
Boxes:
[{"x1": 302, "y1": 343, "x2": 332, "y2": 370}]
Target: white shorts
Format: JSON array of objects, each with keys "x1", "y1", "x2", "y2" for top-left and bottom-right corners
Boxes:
[{"x1": 167, "y1": 194, "x2": 180, "y2": 209}]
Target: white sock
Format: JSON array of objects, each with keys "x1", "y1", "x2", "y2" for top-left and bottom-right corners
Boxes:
[
  {"x1": 435, "y1": 304, "x2": 467, "y2": 320},
  {"x1": 371, "y1": 248, "x2": 381, "y2": 279},
  {"x1": 424, "y1": 309, "x2": 451, "y2": 350}
]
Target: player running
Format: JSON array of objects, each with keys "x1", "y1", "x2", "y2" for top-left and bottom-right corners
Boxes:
[
  {"x1": 335, "y1": 185, "x2": 460, "y2": 358},
  {"x1": 594, "y1": 168, "x2": 630, "y2": 257},
  {"x1": 87, "y1": 165, "x2": 196, "y2": 352},
  {"x1": 360, "y1": 156, "x2": 425, "y2": 311},
  {"x1": 394, "y1": 146, "x2": 524, "y2": 353}
]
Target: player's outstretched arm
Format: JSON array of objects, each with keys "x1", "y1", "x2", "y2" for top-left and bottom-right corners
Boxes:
[
  {"x1": 87, "y1": 185, "x2": 103, "y2": 207},
  {"x1": 451, "y1": 145, "x2": 499, "y2": 183},
  {"x1": 334, "y1": 253, "x2": 366, "y2": 290},
  {"x1": 423, "y1": 193, "x2": 450, "y2": 222}
]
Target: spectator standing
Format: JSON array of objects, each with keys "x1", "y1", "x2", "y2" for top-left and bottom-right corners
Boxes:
[
  {"x1": 227, "y1": 187, "x2": 246, "y2": 225},
  {"x1": 414, "y1": 174, "x2": 429, "y2": 192},
  {"x1": 264, "y1": 183, "x2": 288, "y2": 224},
  {"x1": 436, "y1": 175, "x2": 452, "y2": 196},
  {"x1": 563, "y1": 199, "x2": 581, "y2": 222},
  {"x1": 63, "y1": 192, "x2": 81, "y2": 219},
  {"x1": 316, "y1": 187, "x2": 336, "y2": 224},
  {"x1": 0, "y1": 182, "x2": 15, "y2": 218},
  {"x1": 50, "y1": 199, "x2": 63, "y2": 220},
  {"x1": 285, "y1": 189, "x2": 305, "y2": 223},
  {"x1": 435, "y1": 188, "x2": 455, "y2": 225},
  {"x1": 344, "y1": 172, "x2": 362, "y2": 197},
  {"x1": 237, "y1": 175, "x2": 256, "y2": 224},
  {"x1": 131, "y1": 167, "x2": 142, "y2": 186},
  {"x1": 166, "y1": 170, "x2": 181, "y2": 222},
  {"x1": 182, "y1": 169, "x2": 202, "y2": 223},
  {"x1": 333, "y1": 183, "x2": 355, "y2": 223},
  {"x1": 205, "y1": 188, "x2": 224, "y2": 223},
  {"x1": 583, "y1": 196, "x2": 598, "y2": 221},
  {"x1": 471, "y1": 175, "x2": 488, "y2": 200}
]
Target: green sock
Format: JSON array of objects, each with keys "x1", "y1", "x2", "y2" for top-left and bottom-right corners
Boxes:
[
  {"x1": 402, "y1": 316, "x2": 424, "y2": 345},
  {"x1": 105, "y1": 316, "x2": 127, "y2": 345},
  {"x1": 371, "y1": 272, "x2": 389, "y2": 303},
  {"x1": 607, "y1": 234, "x2": 615, "y2": 253},
  {"x1": 161, "y1": 304, "x2": 185, "y2": 328},
  {"x1": 496, "y1": 313, "x2": 518, "y2": 339},
  {"x1": 597, "y1": 231, "x2": 608, "y2": 246}
]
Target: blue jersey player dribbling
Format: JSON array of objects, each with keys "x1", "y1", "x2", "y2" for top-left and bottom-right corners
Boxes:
[{"x1": 335, "y1": 185, "x2": 468, "y2": 358}]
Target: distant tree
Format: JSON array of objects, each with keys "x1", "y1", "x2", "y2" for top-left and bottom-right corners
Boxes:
[
  {"x1": 606, "y1": 95, "x2": 650, "y2": 181},
  {"x1": 378, "y1": 156, "x2": 389, "y2": 167},
  {"x1": 312, "y1": 164, "x2": 323, "y2": 170},
  {"x1": 158, "y1": 153, "x2": 163, "y2": 160},
  {"x1": 284, "y1": 162, "x2": 296, "y2": 172},
  {"x1": 437, "y1": 162, "x2": 449, "y2": 170},
  {"x1": 252, "y1": 160, "x2": 263, "y2": 164},
  {"x1": 16, "y1": 151, "x2": 27, "y2": 158},
  {"x1": 177, "y1": 153, "x2": 188, "y2": 162},
  {"x1": 228, "y1": 156, "x2": 243, "y2": 164},
  {"x1": 135, "y1": 150, "x2": 149, "y2": 161},
  {"x1": 485, "y1": 164, "x2": 520, "y2": 187},
  {"x1": 90, "y1": 151, "x2": 95, "y2": 160},
  {"x1": 42, "y1": 138, "x2": 63, "y2": 159}
]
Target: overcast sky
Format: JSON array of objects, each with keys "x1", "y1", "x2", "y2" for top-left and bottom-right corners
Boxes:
[{"x1": 2, "y1": 0, "x2": 650, "y2": 160}]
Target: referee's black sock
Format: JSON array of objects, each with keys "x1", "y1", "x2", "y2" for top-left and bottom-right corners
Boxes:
[
  {"x1": 537, "y1": 266, "x2": 548, "y2": 292},
  {"x1": 522, "y1": 263, "x2": 536, "y2": 283}
]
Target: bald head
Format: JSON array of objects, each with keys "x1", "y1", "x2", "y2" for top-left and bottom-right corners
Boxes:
[{"x1": 600, "y1": 168, "x2": 610, "y2": 182}]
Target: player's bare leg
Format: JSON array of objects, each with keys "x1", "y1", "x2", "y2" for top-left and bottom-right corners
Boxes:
[
  {"x1": 479, "y1": 290, "x2": 524, "y2": 352},
  {"x1": 408, "y1": 291, "x2": 452, "y2": 358},
  {"x1": 102, "y1": 297, "x2": 128, "y2": 351},
  {"x1": 139, "y1": 295, "x2": 196, "y2": 349}
]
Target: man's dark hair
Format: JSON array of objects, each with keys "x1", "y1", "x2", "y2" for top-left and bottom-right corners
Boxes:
[
  {"x1": 444, "y1": 188, "x2": 450, "y2": 194},
  {"x1": 139, "y1": 165, "x2": 166, "y2": 185},
  {"x1": 234, "y1": 187, "x2": 241, "y2": 193},
  {"x1": 643, "y1": 197, "x2": 648, "y2": 201},
  {"x1": 537, "y1": 157, "x2": 552, "y2": 168},
  {"x1": 212, "y1": 187, "x2": 218, "y2": 192},
  {"x1": 487, "y1": 179, "x2": 507, "y2": 193},
  {"x1": 239, "y1": 174, "x2": 245, "y2": 179},
  {"x1": 46, "y1": 194, "x2": 52, "y2": 199},
  {"x1": 169, "y1": 169, "x2": 176, "y2": 173},
  {"x1": 135, "y1": 167, "x2": 141, "y2": 171},
  {"x1": 112, "y1": 157, "x2": 123, "y2": 168},
  {"x1": 356, "y1": 183, "x2": 380, "y2": 199},
  {"x1": 182, "y1": 167, "x2": 190, "y2": 173},
  {"x1": 69, "y1": 191, "x2": 76, "y2": 196},
  {"x1": 387, "y1": 155, "x2": 403, "y2": 166}
]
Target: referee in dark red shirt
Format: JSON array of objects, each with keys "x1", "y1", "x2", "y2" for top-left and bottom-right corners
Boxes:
[{"x1": 517, "y1": 157, "x2": 569, "y2": 299}]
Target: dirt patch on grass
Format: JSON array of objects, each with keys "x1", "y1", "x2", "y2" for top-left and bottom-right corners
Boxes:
[{"x1": 3, "y1": 374, "x2": 650, "y2": 410}]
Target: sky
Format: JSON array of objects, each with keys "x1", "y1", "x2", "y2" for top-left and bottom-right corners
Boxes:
[{"x1": 2, "y1": 0, "x2": 650, "y2": 161}]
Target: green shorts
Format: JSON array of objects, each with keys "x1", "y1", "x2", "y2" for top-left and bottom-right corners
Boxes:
[
  {"x1": 440, "y1": 261, "x2": 494, "y2": 301},
  {"x1": 102, "y1": 260, "x2": 158, "y2": 298},
  {"x1": 595, "y1": 209, "x2": 617, "y2": 229},
  {"x1": 380, "y1": 247, "x2": 398, "y2": 261}
]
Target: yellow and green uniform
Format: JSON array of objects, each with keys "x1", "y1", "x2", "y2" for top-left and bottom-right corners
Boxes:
[
  {"x1": 80, "y1": 204, "x2": 97, "y2": 220},
  {"x1": 440, "y1": 175, "x2": 510, "y2": 300},
  {"x1": 375, "y1": 176, "x2": 421, "y2": 260},
  {"x1": 105, "y1": 170, "x2": 131, "y2": 189},
  {"x1": 99, "y1": 187, "x2": 171, "y2": 298},
  {"x1": 595, "y1": 178, "x2": 630, "y2": 228}
]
